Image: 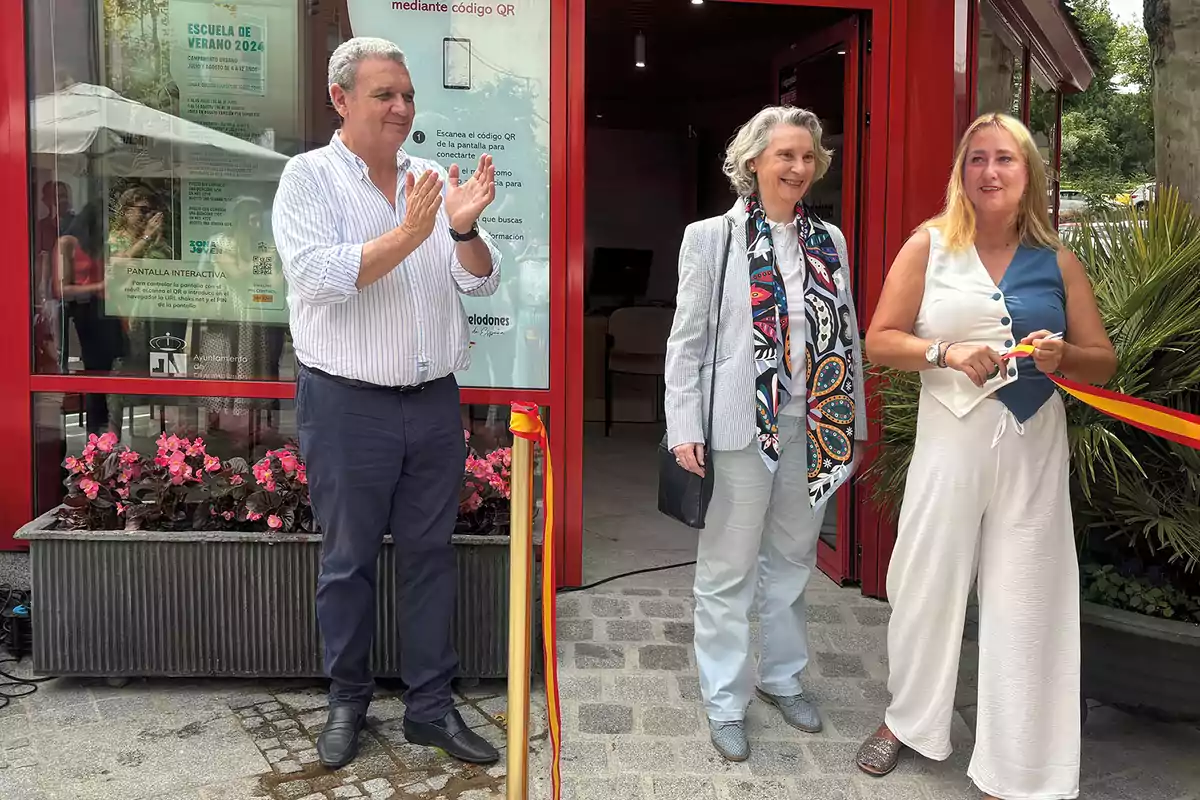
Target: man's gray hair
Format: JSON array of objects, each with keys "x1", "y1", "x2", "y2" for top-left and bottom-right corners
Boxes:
[
  {"x1": 328, "y1": 37, "x2": 408, "y2": 92},
  {"x1": 722, "y1": 106, "x2": 834, "y2": 197}
]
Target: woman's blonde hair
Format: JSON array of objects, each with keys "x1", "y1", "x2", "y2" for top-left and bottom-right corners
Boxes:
[{"x1": 924, "y1": 112, "x2": 1060, "y2": 251}]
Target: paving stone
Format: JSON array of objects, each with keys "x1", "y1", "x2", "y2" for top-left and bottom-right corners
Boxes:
[
  {"x1": 716, "y1": 778, "x2": 789, "y2": 800},
  {"x1": 560, "y1": 738, "x2": 610, "y2": 771},
  {"x1": 807, "y1": 604, "x2": 846, "y2": 625},
  {"x1": 850, "y1": 605, "x2": 892, "y2": 627},
  {"x1": 789, "y1": 778, "x2": 862, "y2": 800},
  {"x1": 622, "y1": 588, "x2": 663, "y2": 596},
  {"x1": 241, "y1": 716, "x2": 266, "y2": 730},
  {"x1": 806, "y1": 741, "x2": 864, "y2": 775},
  {"x1": 265, "y1": 747, "x2": 288, "y2": 764},
  {"x1": 848, "y1": 778, "x2": 929, "y2": 799},
  {"x1": 591, "y1": 596, "x2": 633, "y2": 618},
  {"x1": 607, "y1": 620, "x2": 655, "y2": 642},
  {"x1": 369, "y1": 789, "x2": 396, "y2": 800},
  {"x1": 826, "y1": 629, "x2": 888, "y2": 655},
  {"x1": 229, "y1": 692, "x2": 276, "y2": 710},
  {"x1": 277, "y1": 760, "x2": 303, "y2": 774},
  {"x1": 297, "y1": 795, "x2": 327, "y2": 800},
  {"x1": 457, "y1": 790, "x2": 502, "y2": 800},
  {"x1": 332, "y1": 786, "x2": 364, "y2": 798},
  {"x1": 562, "y1": 776, "x2": 646, "y2": 800},
  {"x1": 640, "y1": 599, "x2": 689, "y2": 619},
  {"x1": 825, "y1": 710, "x2": 882, "y2": 741},
  {"x1": 557, "y1": 597, "x2": 582, "y2": 618},
  {"x1": 613, "y1": 738, "x2": 677, "y2": 771},
  {"x1": 1087, "y1": 771, "x2": 1190, "y2": 800},
  {"x1": 676, "y1": 674, "x2": 702, "y2": 701},
  {"x1": 578, "y1": 703, "x2": 633, "y2": 734},
  {"x1": 256, "y1": 701, "x2": 284, "y2": 713},
  {"x1": 255, "y1": 736, "x2": 282, "y2": 750},
  {"x1": 669, "y1": 588, "x2": 695, "y2": 598},
  {"x1": 575, "y1": 643, "x2": 627, "y2": 669},
  {"x1": 559, "y1": 619, "x2": 596, "y2": 642},
  {"x1": 265, "y1": 711, "x2": 289, "y2": 722},
  {"x1": 746, "y1": 740, "x2": 813, "y2": 776},
  {"x1": 641, "y1": 706, "x2": 699, "y2": 736},
  {"x1": 298, "y1": 749, "x2": 320, "y2": 764},
  {"x1": 640, "y1": 645, "x2": 691, "y2": 671},
  {"x1": 362, "y1": 778, "x2": 392, "y2": 794},
  {"x1": 608, "y1": 674, "x2": 671, "y2": 704},
  {"x1": 279, "y1": 780, "x2": 315, "y2": 799},
  {"x1": 652, "y1": 776, "x2": 717, "y2": 800},
  {"x1": 559, "y1": 673, "x2": 603, "y2": 700},
  {"x1": 662, "y1": 621, "x2": 694, "y2": 645},
  {"x1": 816, "y1": 652, "x2": 869, "y2": 678}
]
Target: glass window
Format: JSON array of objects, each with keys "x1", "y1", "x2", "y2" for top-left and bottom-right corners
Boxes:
[
  {"x1": 35, "y1": 396, "x2": 545, "y2": 539},
  {"x1": 975, "y1": 5, "x2": 1023, "y2": 117},
  {"x1": 29, "y1": 0, "x2": 304, "y2": 383},
  {"x1": 1029, "y1": 79, "x2": 1063, "y2": 225},
  {"x1": 28, "y1": 1, "x2": 552, "y2": 391}
]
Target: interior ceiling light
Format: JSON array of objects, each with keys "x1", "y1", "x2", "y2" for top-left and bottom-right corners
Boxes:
[
  {"x1": 691, "y1": 0, "x2": 704, "y2": 5},
  {"x1": 635, "y1": 31, "x2": 646, "y2": 68},
  {"x1": 837, "y1": 49, "x2": 846, "y2": 55}
]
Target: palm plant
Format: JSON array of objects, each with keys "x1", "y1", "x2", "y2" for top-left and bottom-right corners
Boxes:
[{"x1": 867, "y1": 187, "x2": 1200, "y2": 599}]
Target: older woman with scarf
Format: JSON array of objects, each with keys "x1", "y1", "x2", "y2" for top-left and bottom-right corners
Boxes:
[{"x1": 664, "y1": 105, "x2": 867, "y2": 762}]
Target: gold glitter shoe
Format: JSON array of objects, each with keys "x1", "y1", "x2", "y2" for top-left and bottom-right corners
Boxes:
[{"x1": 856, "y1": 730, "x2": 904, "y2": 776}]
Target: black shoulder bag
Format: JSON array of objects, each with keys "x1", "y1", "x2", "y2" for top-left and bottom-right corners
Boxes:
[{"x1": 657, "y1": 218, "x2": 732, "y2": 529}]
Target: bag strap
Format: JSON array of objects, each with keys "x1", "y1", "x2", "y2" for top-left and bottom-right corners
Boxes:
[{"x1": 705, "y1": 218, "x2": 733, "y2": 444}]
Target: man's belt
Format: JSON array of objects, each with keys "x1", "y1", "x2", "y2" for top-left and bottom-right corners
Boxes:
[{"x1": 299, "y1": 362, "x2": 436, "y2": 394}]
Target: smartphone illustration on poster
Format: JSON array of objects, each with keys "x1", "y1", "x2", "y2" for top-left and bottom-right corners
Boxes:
[{"x1": 443, "y1": 37, "x2": 471, "y2": 90}]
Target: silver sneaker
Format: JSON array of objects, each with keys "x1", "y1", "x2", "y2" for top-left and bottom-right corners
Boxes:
[
  {"x1": 756, "y1": 688, "x2": 823, "y2": 733},
  {"x1": 707, "y1": 719, "x2": 749, "y2": 762}
]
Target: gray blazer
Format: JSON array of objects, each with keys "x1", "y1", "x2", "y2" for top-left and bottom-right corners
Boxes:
[{"x1": 664, "y1": 199, "x2": 869, "y2": 452}]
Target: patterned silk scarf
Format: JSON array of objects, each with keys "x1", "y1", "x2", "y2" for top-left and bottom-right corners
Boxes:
[{"x1": 744, "y1": 194, "x2": 857, "y2": 505}]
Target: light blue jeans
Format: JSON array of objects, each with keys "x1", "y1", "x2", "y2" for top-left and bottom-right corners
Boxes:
[{"x1": 693, "y1": 413, "x2": 825, "y2": 722}]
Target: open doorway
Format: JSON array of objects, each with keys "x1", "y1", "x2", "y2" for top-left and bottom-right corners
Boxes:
[{"x1": 580, "y1": 0, "x2": 871, "y2": 585}]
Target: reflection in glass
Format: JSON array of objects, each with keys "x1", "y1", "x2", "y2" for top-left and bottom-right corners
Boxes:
[{"x1": 28, "y1": 0, "x2": 298, "y2": 392}]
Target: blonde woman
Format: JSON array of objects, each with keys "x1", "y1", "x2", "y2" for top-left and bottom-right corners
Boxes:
[
  {"x1": 664, "y1": 106, "x2": 867, "y2": 761},
  {"x1": 856, "y1": 113, "x2": 1115, "y2": 798}
]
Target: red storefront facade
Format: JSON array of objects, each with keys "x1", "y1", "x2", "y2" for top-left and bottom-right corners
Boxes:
[{"x1": 0, "y1": 0, "x2": 1091, "y2": 597}]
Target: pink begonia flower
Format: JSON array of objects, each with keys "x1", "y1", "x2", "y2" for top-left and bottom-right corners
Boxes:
[
  {"x1": 119, "y1": 450, "x2": 139, "y2": 465},
  {"x1": 64, "y1": 456, "x2": 81, "y2": 473},
  {"x1": 96, "y1": 432, "x2": 118, "y2": 453},
  {"x1": 204, "y1": 455, "x2": 221, "y2": 473},
  {"x1": 117, "y1": 487, "x2": 129, "y2": 499},
  {"x1": 116, "y1": 502, "x2": 126, "y2": 515},
  {"x1": 296, "y1": 466, "x2": 307, "y2": 485},
  {"x1": 463, "y1": 493, "x2": 482, "y2": 512},
  {"x1": 223, "y1": 511, "x2": 235, "y2": 521},
  {"x1": 248, "y1": 512, "x2": 263, "y2": 521},
  {"x1": 267, "y1": 515, "x2": 283, "y2": 530},
  {"x1": 78, "y1": 477, "x2": 99, "y2": 500},
  {"x1": 278, "y1": 452, "x2": 298, "y2": 474},
  {"x1": 231, "y1": 475, "x2": 244, "y2": 486}
]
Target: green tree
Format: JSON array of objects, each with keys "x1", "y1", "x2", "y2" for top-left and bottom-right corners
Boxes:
[{"x1": 1054, "y1": 0, "x2": 1154, "y2": 193}]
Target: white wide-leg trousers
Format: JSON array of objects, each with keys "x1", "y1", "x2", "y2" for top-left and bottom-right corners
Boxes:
[
  {"x1": 693, "y1": 414, "x2": 826, "y2": 722},
  {"x1": 884, "y1": 392, "x2": 1081, "y2": 800}
]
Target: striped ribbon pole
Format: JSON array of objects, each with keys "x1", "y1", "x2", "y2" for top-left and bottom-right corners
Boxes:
[
  {"x1": 507, "y1": 402, "x2": 563, "y2": 800},
  {"x1": 1004, "y1": 345, "x2": 1200, "y2": 448}
]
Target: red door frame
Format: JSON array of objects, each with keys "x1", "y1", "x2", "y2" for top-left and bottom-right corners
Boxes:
[{"x1": 565, "y1": 0, "x2": 913, "y2": 595}]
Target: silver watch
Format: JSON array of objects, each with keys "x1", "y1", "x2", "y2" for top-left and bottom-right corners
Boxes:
[{"x1": 925, "y1": 339, "x2": 944, "y2": 367}]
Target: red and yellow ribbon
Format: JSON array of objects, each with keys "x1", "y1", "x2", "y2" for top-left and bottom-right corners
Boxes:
[
  {"x1": 509, "y1": 402, "x2": 562, "y2": 800},
  {"x1": 1005, "y1": 345, "x2": 1200, "y2": 448}
]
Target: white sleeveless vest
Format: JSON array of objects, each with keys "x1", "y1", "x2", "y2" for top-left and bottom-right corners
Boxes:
[{"x1": 914, "y1": 228, "x2": 1020, "y2": 418}]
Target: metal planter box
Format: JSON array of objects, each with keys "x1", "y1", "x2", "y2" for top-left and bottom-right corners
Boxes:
[
  {"x1": 15, "y1": 509, "x2": 519, "y2": 680},
  {"x1": 1080, "y1": 600, "x2": 1200, "y2": 723}
]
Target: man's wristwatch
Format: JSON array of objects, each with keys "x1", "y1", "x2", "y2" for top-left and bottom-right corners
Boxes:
[{"x1": 449, "y1": 222, "x2": 479, "y2": 242}]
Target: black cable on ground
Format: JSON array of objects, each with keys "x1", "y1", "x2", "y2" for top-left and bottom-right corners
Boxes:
[
  {"x1": 0, "y1": 585, "x2": 53, "y2": 712},
  {"x1": 557, "y1": 560, "x2": 697, "y2": 595}
]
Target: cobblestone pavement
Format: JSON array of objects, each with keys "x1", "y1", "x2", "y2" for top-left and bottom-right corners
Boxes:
[
  {"x1": 1, "y1": 570, "x2": 1197, "y2": 799},
  {"x1": 528, "y1": 570, "x2": 1200, "y2": 800}
]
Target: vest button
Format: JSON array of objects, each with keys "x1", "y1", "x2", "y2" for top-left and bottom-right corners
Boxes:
[
  {"x1": 1001, "y1": 316, "x2": 1011, "y2": 326},
  {"x1": 1005, "y1": 339, "x2": 1014, "y2": 348},
  {"x1": 1009, "y1": 367, "x2": 1017, "y2": 377},
  {"x1": 992, "y1": 292, "x2": 1002, "y2": 301}
]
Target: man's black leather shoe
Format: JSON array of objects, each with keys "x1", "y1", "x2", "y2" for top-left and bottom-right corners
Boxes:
[
  {"x1": 403, "y1": 708, "x2": 500, "y2": 764},
  {"x1": 317, "y1": 705, "x2": 365, "y2": 769}
]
